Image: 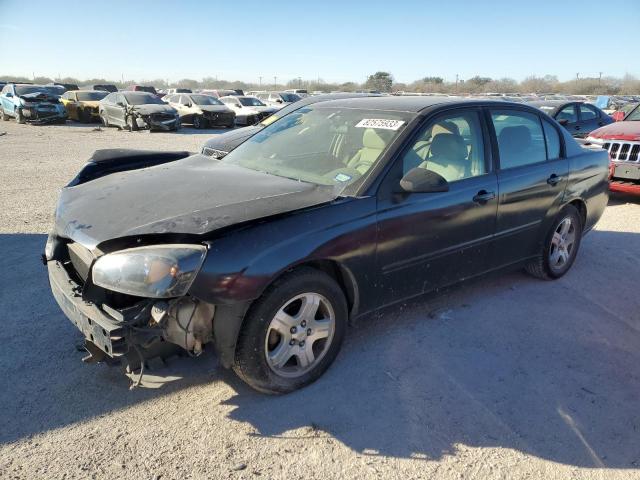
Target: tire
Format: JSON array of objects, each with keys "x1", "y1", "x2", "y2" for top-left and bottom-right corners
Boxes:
[
  {"x1": 192, "y1": 115, "x2": 205, "y2": 129},
  {"x1": 15, "y1": 108, "x2": 25, "y2": 124},
  {"x1": 525, "y1": 204, "x2": 583, "y2": 280},
  {"x1": 100, "y1": 110, "x2": 109, "y2": 127},
  {"x1": 233, "y1": 267, "x2": 348, "y2": 394},
  {"x1": 78, "y1": 108, "x2": 88, "y2": 123},
  {"x1": 1, "y1": 108, "x2": 9, "y2": 121}
]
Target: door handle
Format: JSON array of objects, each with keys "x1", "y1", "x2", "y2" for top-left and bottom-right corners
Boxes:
[
  {"x1": 473, "y1": 190, "x2": 495, "y2": 203},
  {"x1": 547, "y1": 174, "x2": 562, "y2": 186}
]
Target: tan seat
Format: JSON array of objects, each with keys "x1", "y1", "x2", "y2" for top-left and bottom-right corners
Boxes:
[
  {"x1": 421, "y1": 133, "x2": 469, "y2": 182},
  {"x1": 347, "y1": 129, "x2": 388, "y2": 174}
]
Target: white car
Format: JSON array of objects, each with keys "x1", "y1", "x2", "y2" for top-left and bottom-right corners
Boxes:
[
  {"x1": 255, "y1": 91, "x2": 301, "y2": 108},
  {"x1": 219, "y1": 96, "x2": 278, "y2": 125}
]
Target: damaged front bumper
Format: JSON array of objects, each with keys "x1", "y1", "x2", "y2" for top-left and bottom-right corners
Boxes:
[
  {"x1": 133, "y1": 113, "x2": 180, "y2": 131},
  {"x1": 47, "y1": 255, "x2": 214, "y2": 367},
  {"x1": 21, "y1": 104, "x2": 67, "y2": 124}
]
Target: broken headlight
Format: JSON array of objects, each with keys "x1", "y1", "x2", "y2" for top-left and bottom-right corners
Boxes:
[{"x1": 92, "y1": 245, "x2": 207, "y2": 298}]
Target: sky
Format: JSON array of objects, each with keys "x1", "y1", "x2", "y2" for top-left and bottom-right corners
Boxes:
[{"x1": 1, "y1": 0, "x2": 638, "y2": 85}]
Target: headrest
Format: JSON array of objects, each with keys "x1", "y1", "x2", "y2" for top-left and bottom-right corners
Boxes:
[
  {"x1": 430, "y1": 133, "x2": 467, "y2": 159},
  {"x1": 362, "y1": 128, "x2": 387, "y2": 150},
  {"x1": 498, "y1": 126, "x2": 532, "y2": 150},
  {"x1": 431, "y1": 120, "x2": 460, "y2": 137}
]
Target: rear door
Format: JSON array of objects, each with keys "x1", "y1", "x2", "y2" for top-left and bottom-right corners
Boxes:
[
  {"x1": 375, "y1": 107, "x2": 498, "y2": 305},
  {"x1": 578, "y1": 103, "x2": 607, "y2": 136},
  {"x1": 488, "y1": 107, "x2": 568, "y2": 267}
]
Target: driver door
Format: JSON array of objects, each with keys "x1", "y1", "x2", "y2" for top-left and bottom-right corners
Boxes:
[{"x1": 375, "y1": 108, "x2": 498, "y2": 306}]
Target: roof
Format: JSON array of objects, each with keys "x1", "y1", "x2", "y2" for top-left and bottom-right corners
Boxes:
[
  {"x1": 526, "y1": 100, "x2": 572, "y2": 109},
  {"x1": 307, "y1": 95, "x2": 525, "y2": 113}
]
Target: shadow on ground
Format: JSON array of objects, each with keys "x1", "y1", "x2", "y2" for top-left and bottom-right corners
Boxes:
[{"x1": 0, "y1": 230, "x2": 638, "y2": 469}]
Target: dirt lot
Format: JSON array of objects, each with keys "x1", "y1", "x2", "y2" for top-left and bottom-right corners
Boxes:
[{"x1": 0, "y1": 120, "x2": 639, "y2": 480}]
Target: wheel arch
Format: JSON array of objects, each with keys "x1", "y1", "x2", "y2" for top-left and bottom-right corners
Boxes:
[{"x1": 566, "y1": 198, "x2": 587, "y2": 229}]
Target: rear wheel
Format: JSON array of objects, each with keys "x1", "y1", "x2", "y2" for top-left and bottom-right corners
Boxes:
[
  {"x1": 192, "y1": 115, "x2": 205, "y2": 129},
  {"x1": 525, "y1": 205, "x2": 582, "y2": 280},
  {"x1": 233, "y1": 268, "x2": 347, "y2": 394}
]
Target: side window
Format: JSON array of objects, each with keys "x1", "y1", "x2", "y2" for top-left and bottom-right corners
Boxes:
[
  {"x1": 556, "y1": 104, "x2": 577, "y2": 123},
  {"x1": 542, "y1": 119, "x2": 561, "y2": 160},
  {"x1": 61, "y1": 92, "x2": 69, "y2": 100},
  {"x1": 116, "y1": 94, "x2": 125, "y2": 105},
  {"x1": 401, "y1": 110, "x2": 486, "y2": 182},
  {"x1": 491, "y1": 110, "x2": 547, "y2": 169},
  {"x1": 579, "y1": 104, "x2": 598, "y2": 121}
]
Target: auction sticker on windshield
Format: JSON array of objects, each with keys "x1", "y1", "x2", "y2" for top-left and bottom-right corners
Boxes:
[{"x1": 355, "y1": 119, "x2": 405, "y2": 130}]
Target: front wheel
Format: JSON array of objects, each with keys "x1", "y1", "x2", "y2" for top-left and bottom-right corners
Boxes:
[
  {"x1": 525, "y1": 205, "x2": 583, "y2": 280},
  {"x1": 15, "y1": 108, "x2": 25, "y2": 124},
  {"x1": 100, "y1": 111, "x2": 109, "y2": 127},
  {"x1": 192, "y1": 115, "x2": 205, "y2": 129},
  {"x1": 233, "y1": 268, "x2": 347, "y2": 394},
  {"x1": 126, "y1": 115, "x2": 137, "y2": 131},
  {"x1": 1, "y1": 108, "x2": 9, "y2": 121}
]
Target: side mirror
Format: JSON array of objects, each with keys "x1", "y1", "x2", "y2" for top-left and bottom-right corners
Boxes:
[
  {"x1": 6, "y1": 92, "x2": 13, "y2": 98},
  {"x1": 399, "y1": 168, "x2": 449, "y2": 193},
  {"x1": 557, "y1": 119, "x2": 569, "y2": 126}
]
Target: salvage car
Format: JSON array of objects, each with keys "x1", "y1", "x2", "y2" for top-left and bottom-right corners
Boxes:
[
  {"x1": 202, "y1": 92, "x2": 383, "y2": 158},
  {"x1": 99, "y1": 91, "x2": 180, "y2": 131},
  {"x1": 93, "y1": 84, "x2": 118, "y2": 93},
  {"x1": 164, "y1": 93, "x2": 235, "y2": 128},
  {"x1": 219, "y1": 95, "x2": 278, "y2": 125},
  {"x1": 46, "y1": 97, "x2": 609, "y2": 394},
  {"x1": 61, "y1": 90, "x2": 108, "y2": 122},
  {"x1": 255, "y1": 91, "x2": 301, "y2": 107},
  {"x1": 527, "y1": 100, "x2": 612, "y2": 138},
  {"x1": 586, "y1": 107, "x2": 640, "y2": 196},
  {"x1": 0, "y1": 83, "x2": 67, "y2": 124}
]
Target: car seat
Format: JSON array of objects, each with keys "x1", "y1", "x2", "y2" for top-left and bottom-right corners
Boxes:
[
  {"x1": 347, "y1": 128, "x2": 389, "y2": 174},
  {"x1": 497, "y1": 126, "x2": 532, "y2": 168},
  {"x1": 421, "y1": 132, "x2": 469, "y2": 181}
]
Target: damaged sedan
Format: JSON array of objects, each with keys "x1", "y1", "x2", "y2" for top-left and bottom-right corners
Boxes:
[
  {"x1": 46, "y1": 97, "x2": 609, "y2": 394},
  {"x1": 1, "y1": 83, "x2": 68, "y2": 124},
  {"x1": 99, "y1": 91, "x2": 180, "y2": 131}
]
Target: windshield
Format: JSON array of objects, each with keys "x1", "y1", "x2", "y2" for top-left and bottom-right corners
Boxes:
[
  {"x1": 15, "y1": 85, "x2": 48, "y2": 95},
  {"x1": 239, "y1": 97, "x2": 266, "y2": 107},
  {"x1": 280, "y1": 93, "x2": 301, "y2": 103},
  {"x1": 124, "y1": 93, "x2": 165, "y2": 105},
  {"x1": 77, "y1": 91, "x2": 108, "y2": 101},
  {"x1": 222, "y1": 106, "x2": 414, "y2": 193},
  {"x1": 191, "y1": 95, "x2": 223, "y2": 106}
]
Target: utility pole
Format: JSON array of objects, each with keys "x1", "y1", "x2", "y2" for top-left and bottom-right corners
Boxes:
[
  {"x1": 274, "y1": 76, "x2": 277, "y2": 89},
  {"x1": 259, "y1": 76, "x2": 262, "y2": 87},
  {"x1": 455, "y1": 74, "x2": 459, "y2": 93},
  {"x1": 298, "y1": 77, "x2": 302, "y2": 88},
  {"x1": 598, "y1": 72, "x2": 602, "y2": 85}
]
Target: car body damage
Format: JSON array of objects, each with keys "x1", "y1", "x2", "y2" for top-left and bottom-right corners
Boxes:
[
  {"x1": 0, "y1": 84, "x2": 68, "y2": 124},
  {"x1": 99, "y1": 91, "x2": 180, "y2": 132},
  {"x1": 47, "y1": 96, "x2": 609, "y2": 393}
]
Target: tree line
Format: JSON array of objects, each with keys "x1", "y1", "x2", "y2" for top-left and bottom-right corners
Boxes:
[{"x1": 1, "y1": 72, "x2": 639, "y2": 95}]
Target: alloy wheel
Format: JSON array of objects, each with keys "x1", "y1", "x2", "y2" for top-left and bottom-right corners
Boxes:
[
  {"x1": 264, "y1": 293, "x2": 335, "y2": 378},
  {"x1": 549, "y1": 217, "x2": 576, "y2": 270}
]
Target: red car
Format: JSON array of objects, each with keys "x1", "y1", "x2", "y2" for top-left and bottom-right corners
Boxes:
[{"x1": 587, "y1": 108, "x2": 640, "y2": 195}]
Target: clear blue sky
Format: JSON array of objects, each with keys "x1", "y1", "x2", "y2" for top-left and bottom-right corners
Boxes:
[{"x1": 1, "y1": 0, "x2": 638, "y2": 84}]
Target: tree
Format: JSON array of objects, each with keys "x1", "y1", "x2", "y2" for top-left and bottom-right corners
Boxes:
[
  {"x1": 364, "y1": 71, "x2": 393, "y2": 92},
  {"x1": 422, "y1": 76, "x2": 443, "y2": 84}
]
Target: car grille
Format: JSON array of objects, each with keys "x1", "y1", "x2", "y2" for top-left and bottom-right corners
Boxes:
[
  {"x1": 603, "y1": 141, "x2": 640, "y2": 162},
  {"x1": 202, "y1": 147, "x2": 228, "y2": 159}
]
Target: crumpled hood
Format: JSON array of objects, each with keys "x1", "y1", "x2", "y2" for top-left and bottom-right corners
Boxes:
[
  {"x1": 54, "y1": 154, "x2": 337, "y2": 250},
  {"x1": 199, "y1": 105, "x2": 232, "y2": 114},
  {"x1": 131, "y1": 104, "x2": 177, "y2": 116},
  {"x1": 589, "y1": 121, "x2": 640, "y2": 141},
  {"x1": 19, "y1": 92, "x2": 59, "y2": 103}
]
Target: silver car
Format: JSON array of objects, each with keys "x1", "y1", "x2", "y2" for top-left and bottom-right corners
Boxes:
[{"x1": 165, "y1": 93, "x2": 236, "y2": 129}]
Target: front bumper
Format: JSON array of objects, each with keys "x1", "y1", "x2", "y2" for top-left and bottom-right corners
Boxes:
[
  {"x1": 609, "y1": 162, "x2": 640, "y2": 195},
  {"x1": 21, "y1": 105, "x2": 67, "y2": 124},
  {"x1": 48, "y1": 260, "x2": 128, "y2": 357},
  {"x1": 135, "y1": 113, "x2": 180, "y2": 131}
]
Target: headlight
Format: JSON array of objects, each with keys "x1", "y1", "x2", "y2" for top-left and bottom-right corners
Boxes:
[{"x1": 92, "y1": 244, "x2": 207, "y2": 298}]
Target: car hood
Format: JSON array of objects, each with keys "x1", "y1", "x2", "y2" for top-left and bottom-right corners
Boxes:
[
  {"x1": 131, "y1": 104, "x2": 176, "y2": 116},
  {"x1": 199, "y1": 105, "x2": 232, "y2": 113},
  {"x1": 589, "y1": 121, "x2": 640, "y2": 141},
  {"x1": 19, "y1": 92, "x2": 59, "y2": 103},
  {"x1": 203, "y1": 125, "x2": 262, "y2": 151},
  {"x1": 54, "y1": 154, "x2": 337, "y2": 250}
]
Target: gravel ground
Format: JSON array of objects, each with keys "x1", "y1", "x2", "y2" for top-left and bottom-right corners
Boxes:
[{"x1": 0, "y1": 121, "x2": 639, "y2": 480}]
